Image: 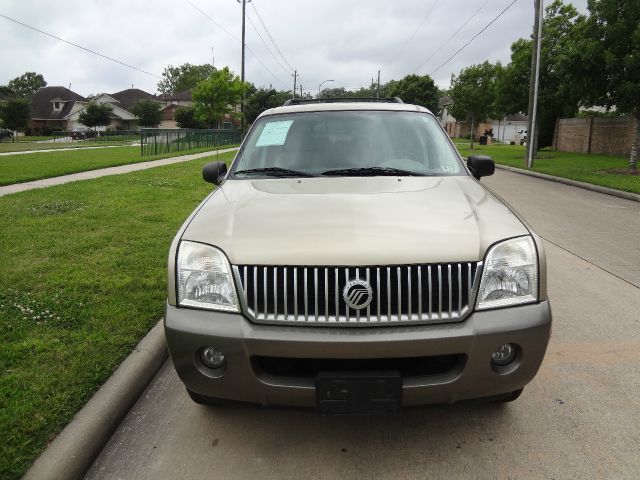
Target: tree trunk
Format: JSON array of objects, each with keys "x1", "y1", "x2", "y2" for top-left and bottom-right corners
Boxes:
[
  {"x1": 470, "y1": 118, "x2": 475, "y2": 149},
  {"x1": 630, "y1": 115, "x2": 639, "y2": 172}
]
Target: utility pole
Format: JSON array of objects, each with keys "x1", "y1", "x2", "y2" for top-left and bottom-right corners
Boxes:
[
  {"x1": 211, "y1": 46, "x2": 215, "y2": 68},
  {"x1": 377, "y1": 70, "x2": 381, "y2": 99},
  {"x1": 238, "y1": 0, "x2": 251, "y2": 135},
  {"x1": 526, "y1": 0, "x2": 543, "y2": 168},
  {"x1": 291, "y1": 70, "x2": 298, "y2": 99},
  {"x1": 299, "y1": 84, "x2": 303, "y2": 98}
]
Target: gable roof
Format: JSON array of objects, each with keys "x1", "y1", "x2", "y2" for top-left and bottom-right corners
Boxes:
[
  {"x1": 110, "y1": 88, "x2": 157, "y2": 111},
  {"x1": 438, "y1": 95, "x2": 453, "y2": 109},
  {"x1": 29, "y1": 86, "x2": 86, "y2": 120},
  {"x1": 158, "y1": 88, "x2": 192, "y2": 102}
]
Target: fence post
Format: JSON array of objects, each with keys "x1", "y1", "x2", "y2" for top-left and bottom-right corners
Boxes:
[
  {"x1": 586, "y1": 116, "x2": 594, "y2": 154},
  {"x1": 552, "y1": 118, "x2": 560, "y2": 150}
]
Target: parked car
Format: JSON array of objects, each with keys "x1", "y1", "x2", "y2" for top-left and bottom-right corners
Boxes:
[
  {"x1": 70, "y1": 127, "x2": 97, "y2": 140},
  {"x1": 165, "y1": 98, "x2": 552, "y2": 413},
  {"x1": 0, "y1": 129, "x2": 13, "y2": 141}
]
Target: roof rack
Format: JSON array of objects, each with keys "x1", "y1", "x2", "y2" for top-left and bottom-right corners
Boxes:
[{"x1": 282, "y1": 97, "x2": 403, "y2": 106}]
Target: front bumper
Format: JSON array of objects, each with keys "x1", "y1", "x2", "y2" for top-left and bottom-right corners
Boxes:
[{"x1": 165, "y1": 300, "x2": 551, "y2": 407}]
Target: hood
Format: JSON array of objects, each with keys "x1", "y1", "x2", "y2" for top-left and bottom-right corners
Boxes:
[{"x1": 182, "y1": 176, "x2": 529, "y2": 265}]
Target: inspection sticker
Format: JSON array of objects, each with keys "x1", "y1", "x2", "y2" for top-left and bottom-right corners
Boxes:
[{"x1": 256, "y1": 120, "x2": 294, "y2": 146}]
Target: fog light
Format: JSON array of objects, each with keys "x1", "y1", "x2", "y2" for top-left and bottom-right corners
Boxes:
[
  {"x1": 491, "y1": 343, "x2": 516, "y2": 366},
  {"x1": 201, "y1": 346, "x2": 225, "y2": 369}
]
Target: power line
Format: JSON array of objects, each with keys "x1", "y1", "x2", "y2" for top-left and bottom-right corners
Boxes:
[
  {"x1": 0, "y1": 13, "x2": 161, "y2": 78},
  {"x1": 429, "y1": 0, "x2": 520, "y2": 76},
  {"x1": 415, "y1": 0, "x2": 489, "y2": 73},
  {"x1": 183, "y1": 0, "x2": 288, "y2": 88},
  {"x1": 245, "y1": 12, "x2": 291, "y2": 78},
  {"x1": 401, "y1": 0, "x2": 441, "y2": 50},
  {"x1": 183, "y1": 0, "x2": 241, "y2": 43},
  {"x1": 250, "y1": 1, "x2": 294, "y2": 72}
]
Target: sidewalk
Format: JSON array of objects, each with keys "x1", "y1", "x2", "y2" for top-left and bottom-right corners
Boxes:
[
  {"x1": 0, "y1": 147, "x2": 238, "y2": 197},
  {"x1": 0, "y1": 144, "x2": 134, "y2": 156}
]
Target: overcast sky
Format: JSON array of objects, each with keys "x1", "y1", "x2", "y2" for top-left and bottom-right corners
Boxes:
[{"x1": 1, "y1": 0, "x2": 588, "y2": 97}]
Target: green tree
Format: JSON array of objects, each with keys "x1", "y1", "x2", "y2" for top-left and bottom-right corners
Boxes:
[
  {"x1": 386, "y1": 74, "x2": 439, "y2": 112},
  {"x1": 78, "y1": 103, "x2": 113, "y2": 131},
  {"x1": 495, "y1": 40, "x2": 530, "y2": 117},
  {"x1": 449, "y1": 61, "x2": 499, "y2": 148},
  {"x1": 130, "y1": 99, "x2": 163, "y2": 127},
  {"x1": 0, "y1": 85, "x2": 16, "y2": 98},
  {"x1": 8, "y1": 72, "x2": 47, "y2": 97},
  {"x1": 0, "y1": 98, "x2": 31, "y2": 139},
  {"x1": 157, "y1": 63, "x2": 216, "y2": 95},
  {"x1": 318, "y1": 87, "x2": 352, "y2": 99},
  {"x1": 574, "y1": 0, "x2": 640, "y2": 171},
  {"x1": 174, "y1": 105, "x2": 206, "y2": 129},
  {"x1": 192, "y1": 67, "x2": 249, "y2": 128},
  {"x1": 245, "y1": 87, "x2": 290, "y2": 124},
  {"x1": 495, "y1": 1, "x2": 585, "y2": 149}
]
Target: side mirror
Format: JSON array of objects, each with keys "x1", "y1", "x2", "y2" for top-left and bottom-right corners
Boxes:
[
  {"x1": 467, "y1": 155, "x2": 495, "y2": 180},
  {"x1": 202, "y1": 161, "x2": 228, "y2": 185}
]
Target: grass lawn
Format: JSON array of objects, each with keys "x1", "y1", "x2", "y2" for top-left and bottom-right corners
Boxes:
[
  {"x1": 0, "y1": 145, "x2": 237, "y2": 186},
  {"x1": 454, "y1": 142, "x2": 640, "y2": 195},
  {"x1": 0, "y1": 151, "x2": 235, "y2": 479},
  {"x1": 0, "y1": 141, "x2": 136, "y2": 153}
]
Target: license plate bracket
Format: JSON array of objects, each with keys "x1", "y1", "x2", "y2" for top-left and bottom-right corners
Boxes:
[{"x1": 315, "y1": 370, "x2": 402, "y2": 415}]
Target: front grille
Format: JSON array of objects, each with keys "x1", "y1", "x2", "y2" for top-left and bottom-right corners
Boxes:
[{"x1": 233, "y1": 263, "x2": 480, "y2": 326}]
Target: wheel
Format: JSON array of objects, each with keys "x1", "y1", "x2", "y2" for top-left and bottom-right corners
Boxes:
[
  {"x1": 491, "y1": 387, "x2": 524, "y2": 403},
  {"x1": 186, "y1": 388, "x2": 227, "y2": 406}
]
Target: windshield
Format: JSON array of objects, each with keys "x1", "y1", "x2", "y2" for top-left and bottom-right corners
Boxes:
[{"x1": 231, "y1": 110, "x2": 464, "y2": 178}]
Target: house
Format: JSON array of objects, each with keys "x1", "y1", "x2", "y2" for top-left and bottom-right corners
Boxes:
[
  {"x1": 493, "y1": 113, "x2": 528, "y2": 144},
  {"x1": 29, "y1": 86, "x2": 162, "y2": 132},
  {"x1": 437, "y1": 96, "x2": 527, "y2": 143},
  {"x1": 29, "y1": 86, "x2": 87, "y2": 133},
  {"x1": 438, "y1": 95, "x2": 455, "y2": 125},
  {"x1": 110, "y1": 88, "x2": 157, "y2": 111},
  {"x1": 66, "y1": 92, "x2": 144, "y2": 131}
]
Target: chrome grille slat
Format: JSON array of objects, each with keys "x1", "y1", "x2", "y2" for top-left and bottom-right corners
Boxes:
[
  {"x1": 234, "y1": 262, "x2": 478, "y2": 327},
  {"x1": 417, "y1": 266, "x2": 422, "y2": 321},
  {"x1": 448, "y1": 264, "x2": 452, "y2": 319},
  {"x1": 263, "y1": 267, "x2": 267, "y2": 320},
  {"x1": 324, "y1": 268, "x2": 329, "y2": 322},
  {"x1": 273, "y1": 267, "x2": 278, "y2": 319}
]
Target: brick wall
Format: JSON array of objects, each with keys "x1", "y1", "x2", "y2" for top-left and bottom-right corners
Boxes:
[{"x1": 553, "y1": 116, "x2": 637, "y2": 157}]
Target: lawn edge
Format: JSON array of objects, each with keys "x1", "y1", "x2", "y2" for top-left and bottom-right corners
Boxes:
[
  {"x1": 23, "y1": 319, "x2": 168, "y2": 480},
  {"x1": 495, "y1": 164, "x2": 640, "y2": 203}
]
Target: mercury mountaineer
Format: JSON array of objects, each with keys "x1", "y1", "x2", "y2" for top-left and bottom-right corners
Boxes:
[{"x1": 165, "y1": 98, "x2": 552, "y2": 414}]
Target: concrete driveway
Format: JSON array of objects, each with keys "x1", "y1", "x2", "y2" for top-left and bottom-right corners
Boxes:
[{"x1": 86, "y1": 170, "x2": 640, "y2": 480}]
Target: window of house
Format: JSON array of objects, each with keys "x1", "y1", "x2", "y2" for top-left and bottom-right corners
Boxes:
[
  {"x1": 53, "y1": 102, "x2": 61, "y2": 110},
  {"x1": 223, "y1": 122, "x2": 232, "y2": 130}
]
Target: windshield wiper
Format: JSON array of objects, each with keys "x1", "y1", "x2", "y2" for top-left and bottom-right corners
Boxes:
[
  {"x1": 321, "y1": 167, "x2": 424, "y2": 177},
  {"x1": 234, "y1": 167, "x2": 316, "y2": 178}
]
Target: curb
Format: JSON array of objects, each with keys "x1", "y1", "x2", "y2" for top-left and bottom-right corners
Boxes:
[
  {"x1": 495, "y1": 164, "x2": 640, "y2": 203},
  {"x1": 23, "y1": 320, "x2": 168, "y2": 480}
]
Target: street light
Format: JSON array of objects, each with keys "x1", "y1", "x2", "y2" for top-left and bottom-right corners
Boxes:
[{"x1": 318, "y1": 79, "x2": 334, "y2": 98}]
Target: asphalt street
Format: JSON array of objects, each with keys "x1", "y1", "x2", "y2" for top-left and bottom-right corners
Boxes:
[{"x1": 86, "y1": 170, "x2": 640, "y2": 480}]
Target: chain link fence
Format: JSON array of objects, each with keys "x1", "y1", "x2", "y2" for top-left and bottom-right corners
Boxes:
[{"x1": 140, "y1": 129, "x2": 241, "y2": 156}]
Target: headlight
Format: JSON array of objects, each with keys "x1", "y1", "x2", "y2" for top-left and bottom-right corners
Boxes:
[
  {"x1": 177, "y1": 241, "x2": 239, "y2": 312},
  {"x1": 476, "y1": 236, "x2": 538, "y2": 310}
]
